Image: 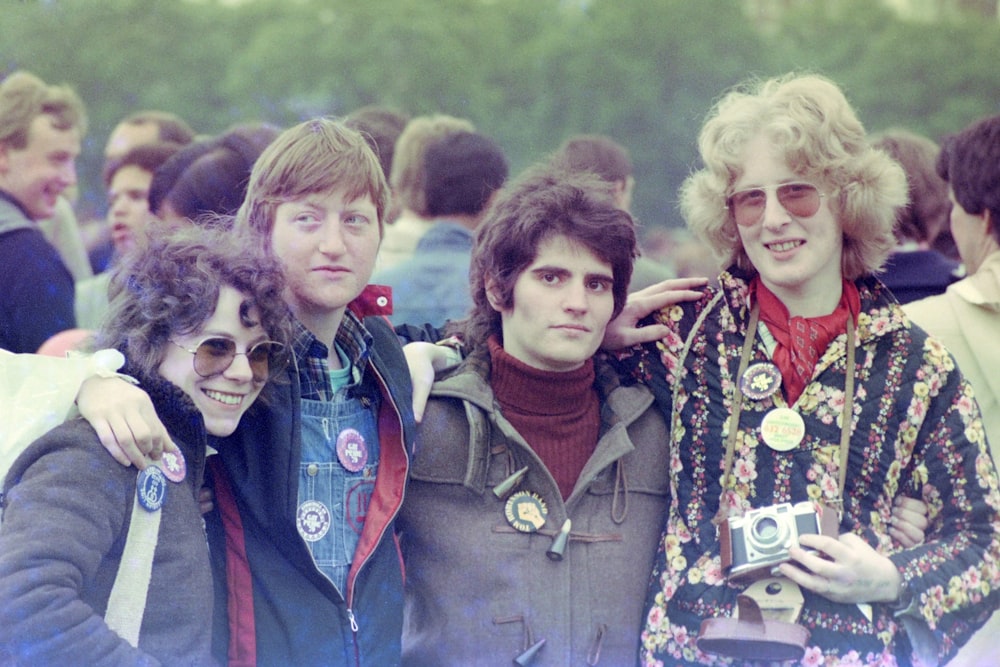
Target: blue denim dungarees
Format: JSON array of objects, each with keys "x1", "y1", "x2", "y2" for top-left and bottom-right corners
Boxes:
[{"x1": 296, "y1": 356, "x2": 380, "y2": 594}]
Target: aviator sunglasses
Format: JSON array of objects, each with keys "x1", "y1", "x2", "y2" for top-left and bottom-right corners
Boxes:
[
  {"x1": 726, "y1": 182, "x2": 826, "y2": 227},
  {"x1": 170, "y1": 337, "x2": 285, "y2": 383}
]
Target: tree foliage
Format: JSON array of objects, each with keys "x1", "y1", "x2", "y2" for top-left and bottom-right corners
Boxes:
[{"x1": 2, "y1": 0, "x2": 997, "y2": 230}]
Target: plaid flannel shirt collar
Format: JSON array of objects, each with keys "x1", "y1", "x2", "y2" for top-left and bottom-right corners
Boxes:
[{"x1": 290, "y1": 313, "x2": 372, "y2": 402}]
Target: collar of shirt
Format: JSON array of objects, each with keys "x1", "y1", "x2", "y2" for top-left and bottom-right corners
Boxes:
[{"x1": 291, "y1": 313, "x2": 372, "y2": 402}]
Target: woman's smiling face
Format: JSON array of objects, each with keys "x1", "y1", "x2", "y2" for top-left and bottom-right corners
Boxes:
[{"x1": 157, "y1": 285, "x2": 267, "y2": 437}]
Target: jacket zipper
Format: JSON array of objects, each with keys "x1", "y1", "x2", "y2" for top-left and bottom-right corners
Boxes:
[
  {"x1": 347, "y1": 607, "x2": 360, "y2": 665},
  {"x1": 343, "y1": 360, "x2": 410, "y2": 666}
]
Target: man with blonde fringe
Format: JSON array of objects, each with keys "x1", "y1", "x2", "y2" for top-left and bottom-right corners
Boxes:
[{"x1": 0, "y1": 70, "x2": 85, "y2": 352}]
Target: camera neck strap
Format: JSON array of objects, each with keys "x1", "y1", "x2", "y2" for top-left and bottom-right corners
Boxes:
[{"x1": 713, "y1": 301, "x2": 856, "y2": 527}]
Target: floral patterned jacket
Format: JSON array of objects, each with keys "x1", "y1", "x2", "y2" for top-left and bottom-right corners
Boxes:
[{"x1": 618, "y1": 266, "x2": 1000, "y2": 667}]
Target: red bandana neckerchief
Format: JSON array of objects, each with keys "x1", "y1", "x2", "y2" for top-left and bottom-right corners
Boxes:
[{"x1": 751, "y1": 277, "x2": 860, "y2": 405}]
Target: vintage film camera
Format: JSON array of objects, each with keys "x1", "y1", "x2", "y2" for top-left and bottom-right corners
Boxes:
[{"x1": 719, "y1": 501, "x2": 821, "y2": 583}]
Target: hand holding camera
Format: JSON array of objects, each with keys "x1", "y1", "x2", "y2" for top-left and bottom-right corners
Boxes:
[
  {"x1": 719, "y1": 501, "x2": 832, "y2": 583},
  {"x1": 778, "y1": 532, "x2": 904, "y2": 605}
]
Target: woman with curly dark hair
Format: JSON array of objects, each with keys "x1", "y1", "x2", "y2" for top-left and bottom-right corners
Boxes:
[{"x1": 0, "y1": 225, "x2": 291, "y2": 665}]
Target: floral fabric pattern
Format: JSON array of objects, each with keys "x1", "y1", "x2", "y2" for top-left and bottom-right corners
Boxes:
[{"x1": 618, "y1": 267, "x2": 1000, "y2": 666}]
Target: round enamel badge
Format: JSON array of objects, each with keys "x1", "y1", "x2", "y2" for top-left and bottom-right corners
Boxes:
[
  {"x1": 136, "y1": 466, "x2": 167, "y2": 512},
  {"x1": 336, "y1": 428, "x2": 368, "y2": 473},
  {"x1": 740, "y1": 362, "x2": 782, "y2": 401},
  {"x1": 155, "y1": 450, "x2": 187, "y2": 483},
  {"x1": 297, "y1": 500, "x2": 332, "y2": 542},
  {"x1": 760, "y1": 407, "x2": 806, "y2": 452},
  {"x1": 504, "y1": 491, "x2": 548, "y2": 533}
]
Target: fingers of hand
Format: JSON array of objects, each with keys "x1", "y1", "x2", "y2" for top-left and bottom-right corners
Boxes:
[
  {"x1": 403, "y1": 343, "x2": 437, "y2": 422},
  {"x1": 162, "y1": 436, "x2": 181, "y2": 457},
  {"x1": 137, "y1": 403, "x2": 171, "y2": 460},
  {"x1": 889, "y1": 525, "x2": 919, "y2": 549},
  {"x1": 631, "y1": 288, "x2": 705, "y2": 313},
  {"x1": 412, "y1": 382, "x2": 431, "y2": 423},
  {"x1": 120, "y1": 418, "x2": 162, "y2": 462},
  {"x1": 788, "y1": 543, "x2": 836, "y2": 577},
  {"x1": 892, "y1": 501, "x2": 929, "y2": 532},
  {"x1": 893, "y1": 496, "x2": 925, "y2": 513},
  {"x1": 889, "y1": 519, "x2": 923, "y2": 548},
  {"x1": 890, "y1": 499, "x2": 929, "y2": 547},
  {"x1": 778, "y1": 561, "x2": 830, "y2": 595},
  {"x1": 620, "y1": 324, "x2": 672, "y2": 348},
  {"x1": 91, "y1": 421, "x2": 132, "y2": 467},
  {"x1": 635, "y1": 277, "x2": 709, "y2": 297},
  {"x1": 198, "y1": 487, "x2": 215, "y2": 515},
  {"x1": 94, "y1": 416, "x2": 151, "y2": 468},
  {"x1": 796, "y1": 532, "x2": 846, "y2": 559}
]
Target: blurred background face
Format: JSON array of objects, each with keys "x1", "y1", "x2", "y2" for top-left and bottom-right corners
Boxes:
[
  {"x1": 107, "y1": 165, "x2": 153, "y2": 256},
  {"x1": 104, "y1": 122, "x2": 158, "y2": 166},
  {"x1": 157, "y1": 285, "x2": 267, "y2": 437},
  {"x1": 947, "y1": 187, "x2": 992, "y2": 274},
  {"x1": 5, "y1": 2, "x2": 996, "y2": 258},
  {"x1": 0, "y1": 114, "x2": 79, "y2": 221}
]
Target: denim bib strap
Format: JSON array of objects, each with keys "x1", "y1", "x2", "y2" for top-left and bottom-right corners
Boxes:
[{"x1": 297, "y1": 395, "x2": 380, "y2": 593}]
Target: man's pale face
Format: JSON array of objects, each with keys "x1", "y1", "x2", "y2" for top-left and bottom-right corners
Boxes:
[
  {"x1": 734, "y1": 133, "x2": 842, "y2": 313},
  {"x1": 270, "y1": 187, "x2": 381, "y2": 324},
  {"x1": 107, "y1": 165, "x2": 154, "y2": 256},
  {"x1": 493, "y1": 234, "x2": 615, "y2": 372},
  {"x1": 0, "y1": 114, "x2": 80, "y2": 220}
]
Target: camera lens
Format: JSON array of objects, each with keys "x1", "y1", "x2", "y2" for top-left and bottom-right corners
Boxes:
[
  {"x1": 748, "y1": 512, "x2": 789, "y2": 555},
  {"x1": 753, "y1": 517, "x2": 779, "y2": 542},
  {"x1": 753, "y1": 516, "x2": 778, "y2": 544}
]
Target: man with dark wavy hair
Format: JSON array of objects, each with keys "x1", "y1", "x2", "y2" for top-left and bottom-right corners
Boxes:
[{"x1": 397, "y1": 165, "x2": 672, "y2": 666}]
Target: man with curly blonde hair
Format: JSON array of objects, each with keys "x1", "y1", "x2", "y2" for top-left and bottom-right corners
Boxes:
[{"x1": 607, "y1": 73, "x2": 1000, "y2": 666}]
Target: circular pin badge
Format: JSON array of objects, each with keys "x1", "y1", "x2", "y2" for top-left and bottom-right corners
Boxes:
[
  {"x1": 504, "y1": 491, "x2": 548, "y2": 533},
  {"x1": 336, "y1": 428, "x2": 368, "y2": 473},
  {"x1": 760, "y1": 407, "x2": 806, "y2": 452},
  {"x1": 136, "y1": 466, "x2": 167, "y2": 512},
  {"x1": 155, "y1": 450, "x2": 187, "y2": 483},
  {"x1": 297, "y1": 500, "x2": 332, "y2": 542},
  {"x1": 740, "y1": 362, "x2": 782, "y2": 401}
]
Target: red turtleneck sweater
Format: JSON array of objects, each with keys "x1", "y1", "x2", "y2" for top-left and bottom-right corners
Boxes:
[{"x1": 488, "y1": 337, "x2": 601, "y2": 500}]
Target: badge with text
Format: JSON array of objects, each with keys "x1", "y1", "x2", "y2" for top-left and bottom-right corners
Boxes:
[
  {"x1": 136, "y1": 466, "x2": 167, "y2": 512},
  {"x1": 154, "y1": 450, "x2": 187, "y2": 483},
  {"x1": 297, "y1": 500, "x2": 332, "y2": 542},
  {"x1": 504, "y1": 491, "x2": 548, "y2": 533},
  {"x1": 740, "y1": 362, "x2": 782, "y2": 401},
  {"x1": 336, "y1": 428, "x2": 368, "y2": 473},
  {"x1": 760, "y1": 407, "x2": 806, "y2": 452}
]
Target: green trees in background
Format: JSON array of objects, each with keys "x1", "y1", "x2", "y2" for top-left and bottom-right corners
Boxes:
[{"x1": 3, "y1": 0, "x2": 998, "y2": 231}]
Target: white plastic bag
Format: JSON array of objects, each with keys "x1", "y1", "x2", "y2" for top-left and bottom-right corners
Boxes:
[{"x1": 0, "y1": 348, "x2": 126, "y2": 479}]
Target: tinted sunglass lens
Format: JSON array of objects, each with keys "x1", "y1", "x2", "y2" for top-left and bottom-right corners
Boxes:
[
  {"x1": 247, "y1": 342, "x2": 280, "y2": 381},
  {"x1": 729, "y1": 184, "x2": 821, "y2": 226},
  {"x1": 776, "y1": 184, "x2": 820, "y2": 217},
  {"x1": 728, "y1": 190, "x2": 765, "y2": 227},
  {"x1": 193, "y1": 338, "x2": 237, "y2": 377}
]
